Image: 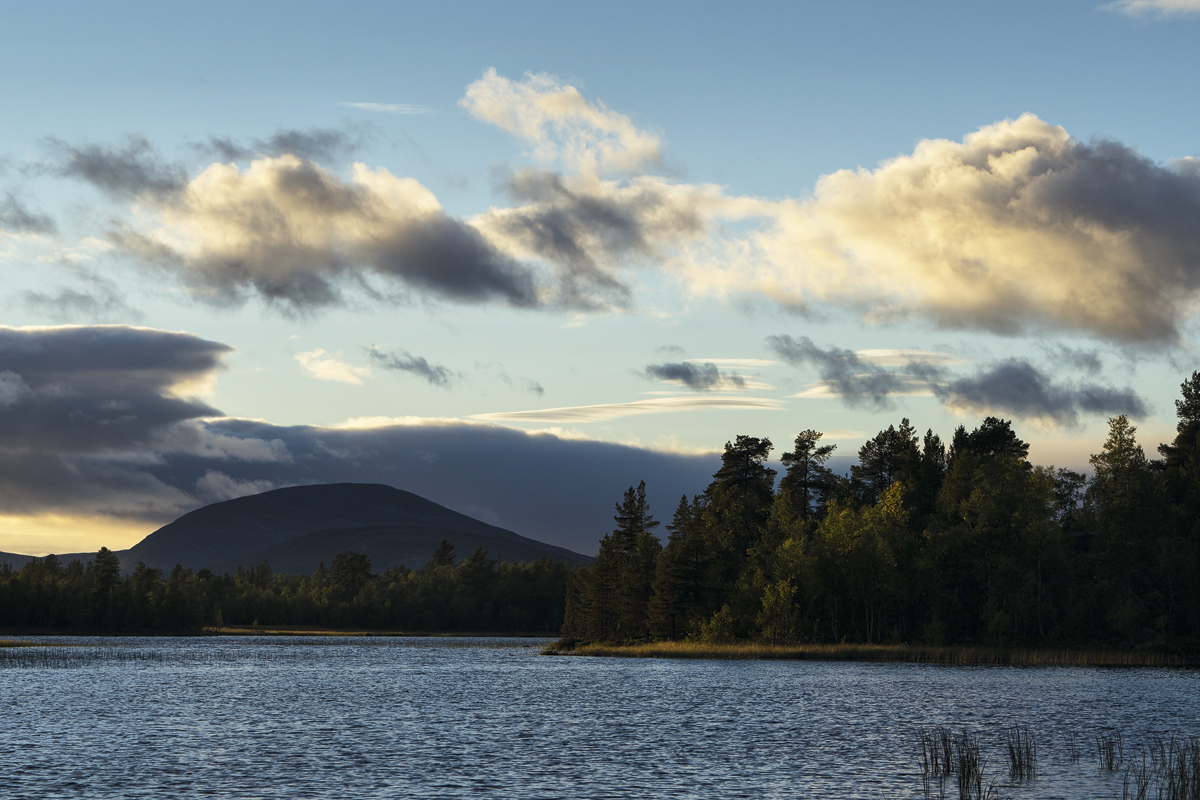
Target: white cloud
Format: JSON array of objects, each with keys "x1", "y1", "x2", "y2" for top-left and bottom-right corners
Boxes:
[
  {"x1": 685, "y1": 113, "x2": 1200, "y2": 343},
  {"x1": 1101, "y1": 0, "x2": 1200, "y2": 17},
  {"x1": 472, "y1": 394, "x2": 784, "y2": 423},
  {"x1": 194, "y1": 470, "x2": 278, "y2": 503},
  {"x1": 461, "y1": 68, "x2": 663, "y2": 175},
  {"x1": 337, "y1": 102, "x2": 433, "y2": 114},
  {"x1": 295, "y1": 349, "x2": 372, "y2": 385}
]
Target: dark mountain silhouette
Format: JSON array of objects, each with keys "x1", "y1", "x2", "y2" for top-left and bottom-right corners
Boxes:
[{"x1": 119, "y1": 483, "x2": 586, "y2": 573}]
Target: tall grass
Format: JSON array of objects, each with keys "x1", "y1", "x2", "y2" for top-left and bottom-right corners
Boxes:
[
  {"x1": 1004, "y1": 725, "x2": 1038, "y2": 781},
  {"x1": 544, "y1": 639, "x2": 1189, "y2": 667},
  {"x1": 1098, "y1": 730, "x2": 1126, "y2": 771}
]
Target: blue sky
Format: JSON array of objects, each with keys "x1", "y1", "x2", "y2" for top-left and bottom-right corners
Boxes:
[{"x1": 1, "y1": 0, "x2": 1198, "y2": 556}]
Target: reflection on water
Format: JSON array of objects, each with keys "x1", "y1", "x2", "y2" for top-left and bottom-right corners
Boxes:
[{"x1": 2, "y1": 636, "x2": 1198, "y2": 799}]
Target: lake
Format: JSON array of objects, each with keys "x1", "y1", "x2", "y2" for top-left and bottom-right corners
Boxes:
[{"x1": 2, "y1": 636, "x2": 1198, "y2": 799}]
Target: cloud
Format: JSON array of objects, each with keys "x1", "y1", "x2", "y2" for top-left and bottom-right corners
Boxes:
[
  {"x1": 50, "y1": 135, "x2": 186, "y2": 199},
  {"x1": 1101, "y1": 0, "x2": 1200, "y2": 17},
  {"x1": 472, "y1": 394, "x2": 783, "y2": 423},
  {"x1": 936, "y1": 359, "x2": 1148, "y2": 426},
  {"x1": 365, "y1": 346, "x2": 457, "y2": 388},
  {"x1": 695, "y1": 114, "x2": 1200, "y2": 344},
  {"x1": 771, "y1": 333, "x2": 1145, "y2": 426},
  {"x1": 643, "y1": 361, "x2": 747, "y2": 392},
  {"x1": 0, "y1": 193, "x2": 56, "y2": 235},
  {"x1": 1039, "y1": 344, "x2": 1104, "y2": 375},
  {"x1": 295, "y1": 349, "x2": 372, "y2": 385},
  {"x1": 194, "y1": 470, "x2": 277, "y2": 504},
  {"x1": 768, "y1": 334, "x2": 934, "y2": 410},
  {"x1": 525, "y1": 379, "x2": 545, "y2": 397},
  {"x1": 461, "y1": 68, "x2": 662, "y2": 175},
  {"x1": 198, "y1": 125, "x2": 370, "y2": 163},
  {"x1": 0, "y1": 325, "x2": 230, "y2": 455},
  {"x1": 338, "y1": 102, "x2": 432, "y2": 114},
  {"x1": 474, "y1": 169, "x2": 742, "y2": 308},
  {"x1": 113, "y1": 155, "x2": 540, "y2": 311}
]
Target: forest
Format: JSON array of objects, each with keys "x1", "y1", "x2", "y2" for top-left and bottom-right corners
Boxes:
[
  {"x1": 561, "y1": 373, "x2": 1200, "y2": 652},
  {"x1": 0, "y1": 542, "x2": 570, "y2": 634}
]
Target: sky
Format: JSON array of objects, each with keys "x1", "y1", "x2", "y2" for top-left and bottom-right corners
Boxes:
[{"x1": 1, "y1": 0, "x2": 1198, "y2": 558}]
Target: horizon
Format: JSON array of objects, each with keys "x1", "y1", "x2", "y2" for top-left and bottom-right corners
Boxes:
[{"x1": 2, "y1": 0, "x2": 1198, "y2": 557}]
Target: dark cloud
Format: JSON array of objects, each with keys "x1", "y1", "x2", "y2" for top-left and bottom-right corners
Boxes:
[
  {"x1": 643, "y1": 361, "x2": 745, "y2": 392},
  {"x1": 0, "y1": 326, "x2": 229, "y2": 455},
  {"x1": 525, "y1": 379, "x2": 545, "y2": 397},
  {"x1": 938, "y1": 360, "x2": 1148, "y2": 426},
  {"x1": 197, "y1": 125, "x2": 371, "y2": 163},
  {"x1": 366, "y1": 346, "x2": 458, "y2": 388},
  {"x1": 0, "y1": 193, "x2": 56, "y2": 234},
  {"x1": 49, "y1": 135, "x2": 186, "y2": 199},
  {"x1": 770, "y1": 334, "x2": 1144, "y2": 426},
  {"x1": 767, "y1": 335, "x2": 917, "y2": 410}
]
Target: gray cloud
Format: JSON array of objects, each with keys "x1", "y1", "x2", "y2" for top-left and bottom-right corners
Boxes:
[
  {"x1": 0, "y1": 325, "x2": 229, "y2": 456},
  {"x1": 476, "y1": 168, "x2": 712, "y2": 309},
  {"x1": 1040, "y1": 344, "x2": 1104, "y2": 375},
  {"x1": 197, "y1": 125, "x2": 372, "y2": 163},
  {"x1": 771, "y1": 334, "x2": 1145, "y2": 426},
  {"x1": 643, "y1": 361, "x2": 745, "y2": 392},
  {"x1": 365, "y1": 346, "x2": 458, "y2": 388},
  {"x1": 0, "y1": 193, "x2": 56, "y2": 234},
  {"x1": 937, "y1": 360, "x2": 1148, "y2": 426},
  {"x1": 49, "y1": 135, "x2": 186, "y2": 199},
  {"x1": 525, "y1": 379, "x2": 545, "y2": 397},
  {"x1": 767, "y1": 335, "x2": 919, "y2": 410}
]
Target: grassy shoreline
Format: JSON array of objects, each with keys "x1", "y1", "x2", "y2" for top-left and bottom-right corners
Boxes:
[{"x1": 543, "y1": 639, "x2": 1194, "y2": 667}]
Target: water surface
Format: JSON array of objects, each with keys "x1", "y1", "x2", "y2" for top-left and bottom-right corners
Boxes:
[{"x1": 2, "y1": 636, "x2": 1197, "y2": 798}]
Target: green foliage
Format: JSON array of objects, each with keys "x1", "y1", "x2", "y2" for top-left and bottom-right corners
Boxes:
[{"x1": 569, "y1": 384, "x2": 1200, "y2": 653}]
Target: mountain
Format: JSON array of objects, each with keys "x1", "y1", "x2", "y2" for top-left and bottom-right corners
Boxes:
[{"x1": 120, "y1": 483, "x2": 587, "y2": 573}]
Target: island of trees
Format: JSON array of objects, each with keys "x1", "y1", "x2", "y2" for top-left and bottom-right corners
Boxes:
[{"x1": 561, "y1": 374, "x2": 1200, "y2": 653}]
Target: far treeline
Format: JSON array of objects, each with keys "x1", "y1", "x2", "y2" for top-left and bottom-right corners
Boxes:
[
  {"x1": 562, "y1": 375, "x2": 1200, "y2": 652},
  {"x1": 0, "y1": 542, "x2": 570, "y2": 634}
]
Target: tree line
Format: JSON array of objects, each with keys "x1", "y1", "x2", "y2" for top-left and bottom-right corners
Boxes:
[
  {"x1": 0, "y1": 541, "x2": 570, "y2": 634},
  {"x1": 562, "y1": 374, "x2": 1200, "y2": 651}
]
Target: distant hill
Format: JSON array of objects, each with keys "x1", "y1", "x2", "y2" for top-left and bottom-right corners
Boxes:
[{"x1": 120, "y1": 483, "x2": 587, "y2": 574}]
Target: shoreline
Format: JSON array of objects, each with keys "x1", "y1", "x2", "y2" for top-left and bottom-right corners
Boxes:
[
  {"x1": 543, "y1": 639, "x2": 1195, "y2": 667},
  {"x1": 1, "y1": 627, "x2": 554, "y2": 641}
]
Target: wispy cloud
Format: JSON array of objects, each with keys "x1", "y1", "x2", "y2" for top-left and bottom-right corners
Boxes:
[
  {"x1": 472, "y1": 395, "x2": 784, "y2": 423},
  {"x1": 365, "y1": 346, "x2": 458, "y2": 388},
  {"x1": 461, "y1": 68, "x2": 661, "y2": 175},
  {"x1": 338, "y1": 102, "x2": 433, "y2": 114},
  {"x1": 295, "y1": 349, "x2": 371, "y2": 385},
  {"x1": 1100, "y1": 0, "x2": 1200, "y2": 17}
]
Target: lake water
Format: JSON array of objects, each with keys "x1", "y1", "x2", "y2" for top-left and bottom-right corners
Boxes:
[{"x1": 2, "y1": 636, "x2": 1198, "y2": 799}]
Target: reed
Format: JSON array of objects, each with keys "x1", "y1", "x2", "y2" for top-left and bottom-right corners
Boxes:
[
  {"x1": 1123, "y1": 754, "x2": 1152, "y2": 800},
  {"x1": 542, "y1": 639, "x2": 1190, "y2": 666},
  {"x1": 1161, "y1": 737, "x2": 1200, "y2": 800},
  {"x1": 1098, "y1": 730, "x2": 1125, "y2": 771},
  {"x1": 918, "y1": 726, "x2": 955, "y2": 778},
  {"x1": 1004, "y1": 724, "x2": 1038, "y2": 781},
  {"x1": 1065, "y1": 728, "x2": 1082, "y2": 763}
]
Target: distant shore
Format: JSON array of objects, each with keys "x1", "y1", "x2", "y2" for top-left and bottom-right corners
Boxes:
[
  {"x1": 542, "y1": 639, "x2": 1194, "y2": 667},
  {"x1": 1, "y1": 627, "x2": 553, "y2": 640}
]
